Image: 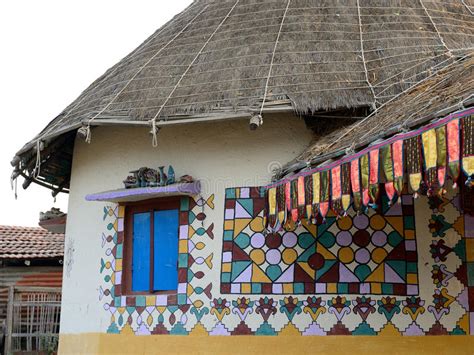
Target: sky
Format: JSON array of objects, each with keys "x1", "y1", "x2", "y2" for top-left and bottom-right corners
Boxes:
[{"x1": 0, "y1": 0, "x2": 193, "y2": 226}]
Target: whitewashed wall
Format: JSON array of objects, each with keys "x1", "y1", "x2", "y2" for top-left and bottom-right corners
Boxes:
[{"x1": 60, "y1": 114, "x2": 313, "y2": 334}]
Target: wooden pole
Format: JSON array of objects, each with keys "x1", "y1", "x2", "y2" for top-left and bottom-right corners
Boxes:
[{"x1": 5, "y1": 286, "x2": 14, "y2": 355}]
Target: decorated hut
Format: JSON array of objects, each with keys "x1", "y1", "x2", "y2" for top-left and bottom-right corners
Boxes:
[{"x1": 10, "y1": 1, "x2": 474, "y2": 353}]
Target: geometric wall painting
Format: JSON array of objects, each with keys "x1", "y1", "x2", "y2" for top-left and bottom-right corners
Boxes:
[{"x1": 221, "y1": 187, "x2": 419, "y2": 295}]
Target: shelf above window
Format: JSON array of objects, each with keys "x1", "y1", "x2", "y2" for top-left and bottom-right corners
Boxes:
[{"x1": 85, "y1": 181, "x2": 201, "y2": 203}]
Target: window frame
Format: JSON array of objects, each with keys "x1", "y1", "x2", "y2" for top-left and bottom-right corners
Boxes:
[{"x1": 122, "y1": 197, "x2": 181, "y2": 296}]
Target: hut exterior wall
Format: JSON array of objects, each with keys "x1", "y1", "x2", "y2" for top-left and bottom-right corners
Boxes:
[
  {"x1": 60, "y1": 113, "x2": 312, "y2": 335},
  {"x1": 58, "y1": 113, "x2": 473, "y2": 353}
]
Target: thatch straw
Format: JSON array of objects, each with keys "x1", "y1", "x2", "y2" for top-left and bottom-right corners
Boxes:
[
  {"x1": 282, "y1": 52, "x2": 474, "y2": 176},
  {"x1": 12, "y1": 0, "x2": 474, "y2": 191}
]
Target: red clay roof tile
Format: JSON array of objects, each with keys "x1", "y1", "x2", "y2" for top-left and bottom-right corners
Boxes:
[{"x1": 0, "y1": 225, "x2": 64, "y2": 260}]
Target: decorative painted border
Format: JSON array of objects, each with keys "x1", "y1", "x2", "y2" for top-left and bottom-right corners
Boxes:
[
  {"x1": 99, "y1": 189, "x2": 471, "y2": 336},
  {"x1": 221, "y1": 187, "x2": 419, "y2": 296}
]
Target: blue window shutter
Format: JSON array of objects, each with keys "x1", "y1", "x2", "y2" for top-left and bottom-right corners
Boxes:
[
  {"x1": 153, "y1": 209, "x2": 179, "y2": 290},
  {"x1": 131, "y1": 212, "x2": 151, "y2": 292}
]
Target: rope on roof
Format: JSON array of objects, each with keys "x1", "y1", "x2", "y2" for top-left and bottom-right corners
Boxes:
[
  {"x1": 61, "y1": 1, "x2": 201, "y2": 121},
  {"x1": 257, "y1": 0, "x2": 292, "y2": 123},
  {"x1": 321, "y1": 54, "x2": 462, "y2": 154},
  {"x1": 356, "y1": 0, "x2": 377, "y2": 110},
  {"x1": 82, "y1": 3, "x2": 209, "y2": 144},
  {"x1": 373, "y1": 50, "x2": 457, "y2": 97},
  {"x1": 149, "y1": 0, "x2": 240, "y2": 147},
  {"x1": 419, "y1": 0, "x2": 453, "y2": 56},
  {"x1": 461, "y1": 0, "x2": 474, "y2": 15}
]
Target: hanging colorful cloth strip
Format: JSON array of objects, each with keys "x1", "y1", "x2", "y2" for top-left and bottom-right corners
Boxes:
[
  {"x1": 392, "y1": 139, "x2": 404, "y2": 200},
  {"x1": 360, "y1": 154, "x2": 370, "y2": 207},
  {"x1": 447, "y1": 119, "x2": 460, "y2": 187},
  {"x1": 381, "y1": 145, "x2": 395, "y2": 203},
  {"x1": 304, "y1": 174, "x2": 313, "y2": 220},
  {"x1": 290, "y1": 179, "x2": 299, "y2": 222},
  {"x1": 350, "y1": 159, "x2": 362, "y2": 211},
  {"x1": 421, "y1": 128, "x2": 438, "y2": 193},
  {"x1": 265, "y1": 109, "x2": 474, "y2": 228},
  {"x1": 341, "y1": 163, "x2": 351, "y2": 214},
  {"x1": 320, "y1": 170, "x2": 330, "y2": 220},
  {"x1": 312, "y1": 172, "x2": 320, "y2": 218},
  {"x1": 436, "y1": 126, "x2": 447, "y2": 190},
  {"x1": 331, "y1": 166, "x2": 342, "y2": 216},
  {"x1": 297, "y1": 176, "x2": 306, "y2": 220},
  {"x1": 369, "y1": 149, "x2": 380, "y2": 205},
  {"x1": 406, "y1": 136, "x2": 422, "y2": 196},
  {"x1": 267, "y1": 187, "x2": 277, "y2": 229},
  {"x1": 462, "y1": 115, "x2": 474, "y2": 186},
  {"x1": 277, "y1": 184, "x2": 286, "y2": 226}
]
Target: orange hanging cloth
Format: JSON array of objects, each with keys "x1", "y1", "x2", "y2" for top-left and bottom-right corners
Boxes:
[
  {"x1": 447, "y1": 119, "x2": 461, "y2": 187},
  {"x1": 392, "y1": 139, "x2": 404, "y2": 201},
  {"x1": 369, "y1": 149, "x2": 380, "y2": 207}
]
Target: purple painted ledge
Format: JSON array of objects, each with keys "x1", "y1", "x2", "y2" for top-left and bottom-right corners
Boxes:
[{"x1": 85, "y1": 181, "x2": 201, "y2": 203}]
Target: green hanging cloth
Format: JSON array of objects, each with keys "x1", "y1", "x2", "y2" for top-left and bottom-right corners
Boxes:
[{"x1": 381, "y1": 144, "x2": 395, "y2": 203}]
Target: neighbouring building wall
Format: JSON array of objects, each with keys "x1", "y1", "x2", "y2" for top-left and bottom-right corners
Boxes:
[
  {"x1": 59, "y1": 113, "x2": 474, "y2": 354},
  {"x1": 0, "y1": 266, "x2": 62, "y2": 325}
]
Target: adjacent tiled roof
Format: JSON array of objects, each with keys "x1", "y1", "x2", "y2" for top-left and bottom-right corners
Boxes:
[{"x1": 0, "y1": 226, "x2": 64, "y2": 260}]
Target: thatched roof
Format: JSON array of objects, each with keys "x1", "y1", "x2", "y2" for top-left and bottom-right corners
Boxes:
[
  {"x1": 12, "y1": 0, "x2": 474, "y2": 192},
  {"x1": 281, "y1": 52, "x2": 474, "y2": 177}
]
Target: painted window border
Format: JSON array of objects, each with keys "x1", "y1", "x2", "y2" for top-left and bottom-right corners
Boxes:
[{"x1": 111, "y1": 196, "x2": 191, "y2": 307}]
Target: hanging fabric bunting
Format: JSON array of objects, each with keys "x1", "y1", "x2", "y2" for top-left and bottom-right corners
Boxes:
[
  {"x1": 436, "y1": 126, "x2": 447, "y2": 190},
  {"x1": 297, "y1": 176, "x2": 306, "y2": 220},
  {"x1": 285, "y1": 181, "x2": 291, "y2": 214},
  {"x1": 341, "y1": 163, "x2": 351, "y2": 214},
  {"x1": 312, "y1": 172, "x2": 320, "y2": 218},
  {"x1": 462, "y1": 115, "x2": 474, "y2": 186},
  {"x1": 267, "y1": 187, "x2": 277, "y2": 229},
  {"x1": 360, "y1": 154, "x2": 370, "y2": 207},
  {"x1": 447, "y1": 119, "x2": 460, "y2": 187},
  {"x1": 331, "y1": 165, "x2": 342, "y2": 216},
  {"x1": 392, "y1": 139, "x2": 404, "y2": 200},
  {"x1": 421, "y1": 128, "x2": 437, "y2": 193},
  {"x1": 369, "y1": 149, "x2": 380, "y2": 206},
  {"x1": 290, "y1": 179, "x2": 299, "y2": 222},
  {"x1": 381, "y1": 145, "x2": 395, "y2": 203},
  {"x1": 320, "y1": 170, "x2": 330, "y2": 220},
  {"x1": 350, "y1": 159, "x2": 362, "y2": 211},
  {"x1": 405, "y1": 136, "x2": 422, "y2": 196},
  {"x1": 277, "y1": 184, "x2": 286, "y2": 227},
  {"x1": 264, "y1": 108, "x2": 474, "y2": 227},
  {"x1": 304, "y1": 174, "x2": 313, "y2": 220}
]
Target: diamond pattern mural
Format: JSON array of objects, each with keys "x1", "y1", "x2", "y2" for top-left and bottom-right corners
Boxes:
[{"x1": 221, "y1": 187, "x2": 419, "y2": 295}]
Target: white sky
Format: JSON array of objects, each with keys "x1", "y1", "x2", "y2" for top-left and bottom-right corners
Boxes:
[{"x1": 0, "y1": 0, "x2": 193, "y2": 226}]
